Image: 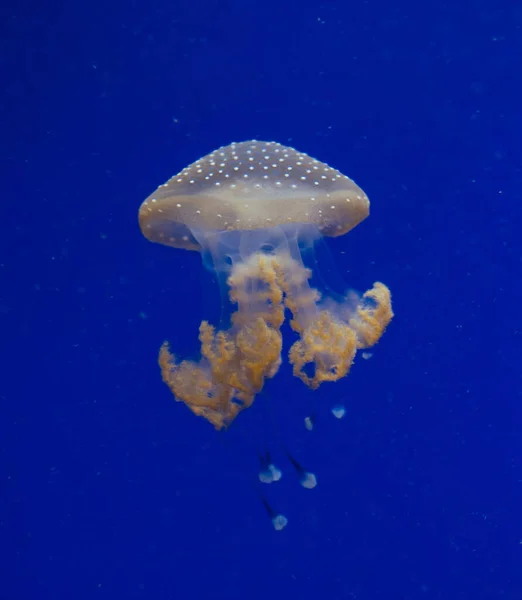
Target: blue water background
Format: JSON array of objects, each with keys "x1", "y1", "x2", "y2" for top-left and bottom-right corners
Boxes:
[{"x1": 1, "y1": 0, "x2": 521, "y2": 598}]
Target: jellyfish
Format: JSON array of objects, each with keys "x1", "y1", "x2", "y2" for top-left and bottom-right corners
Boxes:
[{"x1": 139, "y1": 140, "x2": 393, "y2": 527}]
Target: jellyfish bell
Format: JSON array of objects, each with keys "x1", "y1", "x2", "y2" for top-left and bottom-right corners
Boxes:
[
  {"x1": 139, "y1": 140, "x2": 394, "y2": 528},
  {"x1": 139, "y1": 139, "x2": 370, "y2": 254}
]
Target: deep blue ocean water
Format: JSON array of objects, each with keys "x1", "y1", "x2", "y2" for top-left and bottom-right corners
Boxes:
[{"x1": 1, "y1": 0, "x2": 521, "y2": 598}]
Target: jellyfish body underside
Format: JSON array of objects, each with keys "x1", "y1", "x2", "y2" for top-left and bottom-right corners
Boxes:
[{"x1": 158, "y1": 223, "x2": 393, "y2": 429}]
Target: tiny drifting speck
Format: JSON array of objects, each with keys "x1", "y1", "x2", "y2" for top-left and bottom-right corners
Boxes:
[
  {"x1": 331, "y1": 404, "x2": 346, "y2": 419},
  {"x1": 272, "y1": 514, "x2": 288, "y2": 531},
  {"x1": 259, "y1": 463, "x2": 282, "y2": 484},
  {"x1": 300, "y1": 471, "x2": 317, "y2": 489}
]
